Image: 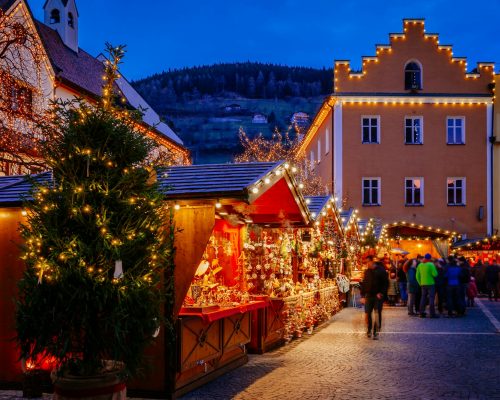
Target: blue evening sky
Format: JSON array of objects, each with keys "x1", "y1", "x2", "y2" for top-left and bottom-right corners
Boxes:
[{"x1": 28, "y1": 0, "x2": 500, "y2": 81}]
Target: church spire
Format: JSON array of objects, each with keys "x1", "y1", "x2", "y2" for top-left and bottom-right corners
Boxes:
[{"x1": 43, "y1": 0, "x2": 79, "y2": 53}]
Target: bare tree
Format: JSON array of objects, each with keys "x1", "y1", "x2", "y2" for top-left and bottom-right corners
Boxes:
[
  {"x1": 0, "y1": 8, "x2": 49, "y2": 175},
  {"x1": 234, "y1": 127, "x2": 327, "y2": 196}
]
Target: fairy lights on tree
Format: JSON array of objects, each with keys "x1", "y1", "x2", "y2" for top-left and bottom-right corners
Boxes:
[
  {"x1": 15, "y1": 44, "x2": 176, "y2": 378},
  {"x1": 234, "y1": 127, "x2": 326, "y2": 196}
]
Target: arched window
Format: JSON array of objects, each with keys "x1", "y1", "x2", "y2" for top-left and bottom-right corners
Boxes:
[
  {"x1": 68, "y1": 12, "x2": 74, "y2": 28},
  {"x1": 405, "y1": 61, "x2": 422, "y2": 90},
  {"x1": 50, "y1": 9, "x2": 60, "y2": 24}
]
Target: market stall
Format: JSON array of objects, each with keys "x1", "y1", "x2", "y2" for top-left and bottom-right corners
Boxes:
[
  {"x1": 126, "y1": 161, "x2": 311, "y2": 398},
  {"x1": 0, "y1": 173, "x2": 52, "y2": 388},
  {"x1": 451, "y1": 236, "x2": 500, "y2": 264},
  {"x1": 247, "y1": 195, "x2": 345, "y2": 353},
  {"x1": 378, "y1": 221, "x2": 459, "y2": 259}
]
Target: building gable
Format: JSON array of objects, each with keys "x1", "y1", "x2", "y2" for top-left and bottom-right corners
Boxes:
[{"x1": 335, "y1": 19, "x2": 495, "y2": 95}]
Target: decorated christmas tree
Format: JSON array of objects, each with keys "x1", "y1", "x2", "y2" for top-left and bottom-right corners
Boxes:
[{"x1": 15, "y1": 44, "x2": 175, "y2": 378}]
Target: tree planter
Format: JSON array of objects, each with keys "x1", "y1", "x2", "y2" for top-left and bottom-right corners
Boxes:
[{"x1": 51, "y1": 364, "x2": 126, "y2": 400}]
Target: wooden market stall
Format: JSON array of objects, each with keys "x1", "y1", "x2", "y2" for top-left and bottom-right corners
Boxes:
[
  {"x1": 378, "y1": 221, "x2": 459, "y2": 260},
  {"x1": 127, "y1": 161, "x2": 312, "y2": 398},
  {"x1": 0, "y1": 173, "x2": 52, "y2": 388},
  {"x1": 451, "y1": 236, "x2": 500, "y2": 264},
  {"x1": 247, "y1": 195, "x2": 345, "y2": 353}
]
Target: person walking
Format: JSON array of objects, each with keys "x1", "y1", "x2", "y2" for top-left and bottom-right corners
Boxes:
[
  {"x1": 406, "y1": 257, "x2": 420, "y2": 316},
  {"x1": 416, "y1": 253, "x2": 438, "y2": 318},
  {"x1": 360, "y1": 256, "x2": 389, "y2": 340},
  {"x1": 485, "y1": 262, "x2": 500, "y2": 301}
]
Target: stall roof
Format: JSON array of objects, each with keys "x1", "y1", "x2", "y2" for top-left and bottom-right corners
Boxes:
[
  {"x1": 305, "y1": 195, "x2": 331, "y2": 218},
  {"x1": 340, "y1": 208, "x2": 355, "y2": 228},
  {"x1": 157, "y1": 161, "x2": 281, "y2": 200},
  {"x1": 0, "y1": 172, "x2": 52, "y2": 207},
  {"x1": 158, "y1": 161, "x2": 311, "y2": 226}
]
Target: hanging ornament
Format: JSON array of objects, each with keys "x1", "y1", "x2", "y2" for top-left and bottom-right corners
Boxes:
[{"x1": 114, "y1": 260, "x2": 123, "y2": 279}]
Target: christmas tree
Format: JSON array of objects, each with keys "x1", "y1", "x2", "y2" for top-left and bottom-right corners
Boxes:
[{"x1": 15, "y1": 44, "x2": 175, "y2": 378}]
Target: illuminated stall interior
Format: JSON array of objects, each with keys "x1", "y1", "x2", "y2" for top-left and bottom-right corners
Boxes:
[
  {"x1": 379, "y1": 221, "x2": 460, "y2": 259},
  {"x1": 451, "y1": 236, "x2": 500, "y2": 264},
  {"x1": 339, "y1": 208, "x2": 362, "y2": 275}
]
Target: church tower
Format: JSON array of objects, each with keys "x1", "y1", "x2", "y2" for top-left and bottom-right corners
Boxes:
[{"x1": 43, "y1": 0, "x2": 79, "y2": 53}]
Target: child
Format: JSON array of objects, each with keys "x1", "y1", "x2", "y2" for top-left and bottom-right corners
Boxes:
[{"x1": 467, "y1": 277, "x2": 478, "y2": 307}]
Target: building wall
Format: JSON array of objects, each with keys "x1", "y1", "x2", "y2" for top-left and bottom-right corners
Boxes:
[
  {"x1": 302, "y1": 102, "x2": 334, "y2": 193},
  {"x1": 493, "y1": 74, "x2": 500, "y2": 234},
  {"x1": 300, "y1": 19, "x2": 494, "y2": 237},
  {"x1": 335, "y1": 20, "x2": 493, "y2": 95},
  {"x1": 341, "y1": 102, "x2": 488, "y2": 236}
]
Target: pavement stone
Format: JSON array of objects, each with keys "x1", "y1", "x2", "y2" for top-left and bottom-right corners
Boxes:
[{"x1": 1, "y1": 299, "x2": 499, "y2": 400}]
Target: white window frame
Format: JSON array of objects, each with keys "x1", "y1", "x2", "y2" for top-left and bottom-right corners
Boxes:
[
  {"x1": 405, "y1": 177, "x2": 424, "y2": 206},
  {"x1": 447, "y1": 177, "x2": 466, "y2": 206},
  {"x1": 404, "y1": 116, "x2": 423, "y2": 144},
  {"x1": 446, "y1": 116, "x2": 465, "y2": 145},
  {"x1": 317, "y1": 139, "x2": 321, "y2": 164},
  {"x1": 325, "y1": 128, "x2": 330, "y2": 154},
  {"x1": 361, "y1": 115, "x2": 380, "y2": 144},
  {"x1": 362, "y1": 177, "x2": 381, "y2": 206}
]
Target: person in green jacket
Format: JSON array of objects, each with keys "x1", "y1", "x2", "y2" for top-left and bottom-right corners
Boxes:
[{"x1": 416, "y1": 253, "x2": 439, "y2": 318}]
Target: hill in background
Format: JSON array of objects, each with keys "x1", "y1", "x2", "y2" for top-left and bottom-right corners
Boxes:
[{"x1": 132, "y1": 62, "x2": 332, "y2": 163}]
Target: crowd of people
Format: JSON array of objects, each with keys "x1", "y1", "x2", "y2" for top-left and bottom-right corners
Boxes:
[{"x1": 359, "y1": 252, "x2": 500, "y2": 339}]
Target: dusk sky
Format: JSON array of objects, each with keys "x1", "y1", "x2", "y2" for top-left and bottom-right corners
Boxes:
[{"x1": 29, "y1": 0, "x2": 500, "y2": 81}]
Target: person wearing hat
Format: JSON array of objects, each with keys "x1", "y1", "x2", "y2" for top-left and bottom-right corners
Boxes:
[{"x1": 416, "y1": 253, "x2": 439, "y2": 318}]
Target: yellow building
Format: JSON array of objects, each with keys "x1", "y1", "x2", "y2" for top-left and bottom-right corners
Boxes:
[{"x1": 493, "y1": 74, "x2": 500, "y2": 234}]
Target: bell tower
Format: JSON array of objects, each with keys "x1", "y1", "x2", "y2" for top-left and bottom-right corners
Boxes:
[{"x1": 43, "y1": 0, "x2": 79, "y2": 53}]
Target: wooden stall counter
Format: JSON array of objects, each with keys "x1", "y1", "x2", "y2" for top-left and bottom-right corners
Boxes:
[{"x1": 175, "y1": 301, "x2": 266, "y2": 398}]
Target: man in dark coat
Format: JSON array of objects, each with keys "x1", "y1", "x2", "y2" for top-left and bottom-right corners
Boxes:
[{"x1": 360, "y1": 256, "x2": 389, "y2": 340}]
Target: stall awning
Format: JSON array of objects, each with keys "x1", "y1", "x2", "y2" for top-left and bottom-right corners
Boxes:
[
  {"x1": 0, "y1": 172, "x2": 52, "y2": 207},
  {"x1": 157, "y1": 162, "x2": 281, "y2": 200},
  {"x1": 158, "y1": 161, "x2": 311, "y2": 226},
  {"x1": 340, "y1": 208, "x2": 355, "y2": 229}
]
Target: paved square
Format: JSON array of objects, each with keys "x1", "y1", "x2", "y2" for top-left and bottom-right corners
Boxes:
[{"x1": 182, "y1": 299, "x2": 500, "y2": 400}]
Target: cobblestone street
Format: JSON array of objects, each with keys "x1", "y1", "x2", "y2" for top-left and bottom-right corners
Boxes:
[
  {"x1": 1, "y1": 299, "x2": 499, "y2": 400},
  {"x1": 182, "y1": 298, "x2": 500, "y2": 400}
]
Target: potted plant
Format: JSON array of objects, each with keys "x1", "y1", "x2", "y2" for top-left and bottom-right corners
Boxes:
[{"x1": 15, "y1": 45, "x2": 175, "y2": 399}]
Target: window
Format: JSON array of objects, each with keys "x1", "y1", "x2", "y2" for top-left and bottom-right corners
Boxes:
[
  {"x1": 1, "y1": 75, "x2": 33, "y2": 116},
  {"x1": 362, "y1": 178, "x2": 381, "y2": 206},
  {"x1": 405, "y1": 61, "x2": 422, "y2": 90},
  {"x1": 317, "y1": 140, "x2": 321, "y2": 163},
  {"x1": 405, "y1": 178, "x2": 423, "y2": 206},
  {"x1": 50, "y1": 9, "x2": 60, "y2": 24},
  {"x1": 448, "y1": 178, "x2": 466, "y2": 205},
  {"x1": 405, "y1": 117, "x2": 423, "y2": 144},
  {"x1": 325, "y1": 129, "x2": 330, "y2": 154},
  {"x1": 68, "y1": 12, "x2": 74, "y2": 28},
  {"x1": 362, "y1": 116, "x2": 380, "y2": 144},
  {"x1": 310, "y1": 150, "x2": 315, "y2": 165},
  {"x1": 447, "y1": 117, "x2": 465, "y2": 144}
]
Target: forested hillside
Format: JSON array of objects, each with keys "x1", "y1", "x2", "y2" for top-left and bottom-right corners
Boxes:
[
  {"x1": 132, "y1": 63, "x2": 332, "y2": 163},
  {"x1": 133, "y1": 62, "x2": 332, "y2": 106}
]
